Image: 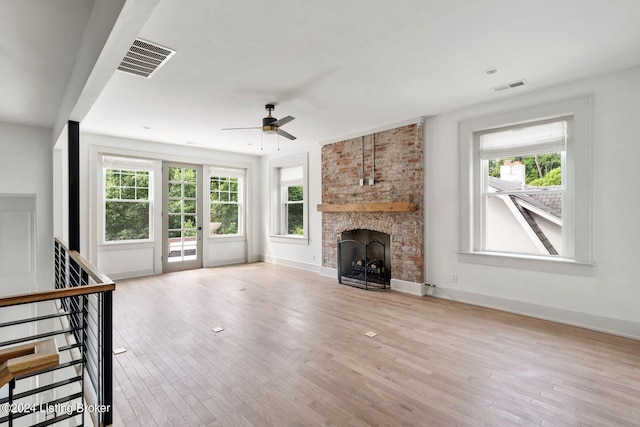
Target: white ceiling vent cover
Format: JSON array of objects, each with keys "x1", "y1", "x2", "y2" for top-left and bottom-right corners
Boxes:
[
  {"x1": 493, "y1": 80, "x2": 526, "y2": 92},
  {"x1": 117, "y1": 39, "x2": 175, "y2": 79}
]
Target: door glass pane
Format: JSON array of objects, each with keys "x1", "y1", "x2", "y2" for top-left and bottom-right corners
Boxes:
[
  {"x1": 168, "y1": 200, "x2": 181, "y2": 214},
  {"x1": 183, "y1": 168, "x2": 196, "y2": 183},
  {"x1": 169, "y1": 167, "x2": 182, "y2": 181},
  {"x1": 169, "y1": 183, "x2": 182, "y2": 198},
  {"x1": 167, "y1": 167, "x2": 199, "y2": 263},
  {"x1": 184, "y1": 215, "x2": 196, "y2": 232},
  {"x1": 168, "y1": 214, "x2": 181, "y2": 229},
  {"x1": 184, "y1": 200, "x2": 196, "y2": 213},
  {"x1": 184, "y1": 183, "x2": 196, "y2": 199}
]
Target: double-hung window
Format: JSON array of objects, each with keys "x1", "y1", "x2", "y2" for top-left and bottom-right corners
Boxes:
[
  {"x1": 459, "y1": 96, "x2": 593, "y2": 274},
  {"x1": 270, "y1": 153, "x2": 308, "y2": 243},
  {"x1": 479, "y1": 119, "x2": 566, "y2": 256},
  {"x1": 103, "y1": 156, "x2": 154, "y2": 242},
  {"x1": 280, "y1": 166, "x2": 304, "y2": 235},
  {"x1": 209, "y1": 167, "x2": 244, "y2": 237}
]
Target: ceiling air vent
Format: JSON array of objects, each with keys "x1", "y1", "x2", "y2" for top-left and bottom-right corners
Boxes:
[
  {"x1": 117, "y1": 39, "x2": 175, "y2": 78},
  {"x1": 493, "y1": 80, "x2": 526, "y2": 92}
]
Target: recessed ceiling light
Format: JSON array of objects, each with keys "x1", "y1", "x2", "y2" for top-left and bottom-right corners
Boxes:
[
  {"x1": 143, "y1": 126, "x2": 151, "y2": 130},
  {"x1": 483, "y1": 67, "x2": 500, "y2": 75}
]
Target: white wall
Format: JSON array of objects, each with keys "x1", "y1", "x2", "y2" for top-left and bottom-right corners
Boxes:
[
  {"x1": 425, "y1": 66, "x2": 640, "y2": 338},
  {"x1": 0, "y1": 124, "x2": 53, "y2": 407},
  {"x1": 259, "y1": 144, "x2": 323, "y2": 272},
  {"x1": 0, "y1": 123, "x2": 54, "y2": 293},
  {"x1": 80, "y1": 133, "x2": 262, "y2": 279}
]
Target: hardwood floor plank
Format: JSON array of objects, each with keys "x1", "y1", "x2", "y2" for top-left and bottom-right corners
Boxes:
[{"x1": 111, "y1": 263, "x2": 640, "y2": 426}]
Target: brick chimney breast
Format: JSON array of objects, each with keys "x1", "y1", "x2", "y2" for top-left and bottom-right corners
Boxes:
[{"x1": 320, "y1": 124, "x2": 424, "y2": 284}]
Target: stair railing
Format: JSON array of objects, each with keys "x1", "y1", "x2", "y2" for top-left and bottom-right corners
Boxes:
[{"x1": 0, "y1": 238, "x2": 115, "y2": 426}]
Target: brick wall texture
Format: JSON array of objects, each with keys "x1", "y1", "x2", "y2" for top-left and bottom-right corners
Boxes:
[{"x1": 321, "y1": 123, "x2": 424, "y2": 283}]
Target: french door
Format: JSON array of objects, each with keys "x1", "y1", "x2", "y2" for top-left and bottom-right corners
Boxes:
[{"x1": 162, "y1": 163, "x2": 203, "y2": 272}]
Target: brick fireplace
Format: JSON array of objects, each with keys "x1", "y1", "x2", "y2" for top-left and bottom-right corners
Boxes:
[{"x1": 319, "y1": 121, "x2": 424, "y2": 286}]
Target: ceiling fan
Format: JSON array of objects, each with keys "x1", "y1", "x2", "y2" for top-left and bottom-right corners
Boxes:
[{"x1": 222, "y1": 104, "x2": 296, "y2": 140}]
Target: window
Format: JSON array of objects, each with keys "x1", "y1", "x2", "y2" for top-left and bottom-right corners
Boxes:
[
  {"x1": 281, "y1": 166, "x2": 304, "y2": 235},
  {"x1": 270, "y1": 154, "x2": 308, "y2": 243},
  {"x1": 103, "y1": 156, "x2": 154, "y2": 242},
  {"x1": 459, "y1": 96, "x2": 593, "y2": 274},
  {"x1": 480, "y1": 119, "x2": 566, "y2": 256},
  {"x1": 209, "y1": 167, "x2": 244, "y2": 237}
]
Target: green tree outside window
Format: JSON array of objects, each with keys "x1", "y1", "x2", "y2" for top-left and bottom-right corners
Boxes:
[
  {"x1": 210, "y1": 176, "x2": 241, "y2": 235},
  {"x1": 285, "y1": 185, "x2": 304, "y2": 235},
  {"x1": 105, "y1": 169, "x2": 150, "y2": 241}
]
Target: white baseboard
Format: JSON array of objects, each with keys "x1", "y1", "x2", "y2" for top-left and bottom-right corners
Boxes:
[
  {"x1": 319, "y1": 266, "x2": 337, "y2": 278},
  {"x1": 107, "y1": 268, "x2": 155, "y2": 280},
  {"x1": 432, "y1": 287, "x2": 640, "y2": 340},
  {"x1": 207, "y1": 257, "x2": 246, "y2": 268},
  {"x1": 391, "y1": 278, "x2": 425, "y2": 296},
  {"x1": 261, "y1": 255, "x2": 321, "y2": 273}
]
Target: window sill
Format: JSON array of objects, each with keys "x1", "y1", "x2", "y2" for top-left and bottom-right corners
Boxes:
[
  {"x1": 457, "y1": 251, "x2": 595, "y2": 276},
  {"x1": 269, "y1": 235, "x2": 309, "y2": 245}
]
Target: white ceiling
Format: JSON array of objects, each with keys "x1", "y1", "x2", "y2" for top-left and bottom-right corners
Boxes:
[
  {"x1": 3, "y1": 0, "x2": 640, "y2": 155},
  {"x1": 0, "y1": 0, "x2": 94, "y2": 128}
]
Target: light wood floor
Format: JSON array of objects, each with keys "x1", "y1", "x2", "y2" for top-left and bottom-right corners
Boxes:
[{"x1": 111, "y1": 263, "x2": 640, "y2": 426}]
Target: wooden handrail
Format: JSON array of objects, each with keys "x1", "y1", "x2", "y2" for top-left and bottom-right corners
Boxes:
[
  {"x1": 55, "y1": 237, "x2": 114, "y2": 285},
  {"x1": 0, "y1": 338, "x2": 59, "y2": 388},
  {"x1": 0, "y1": 283, "x2": 115, "y2": 308}
]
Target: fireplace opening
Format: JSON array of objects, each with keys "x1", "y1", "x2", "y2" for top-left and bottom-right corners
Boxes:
[{"x1": 338, "y1": 229, "x2": 391, "y2": 290}]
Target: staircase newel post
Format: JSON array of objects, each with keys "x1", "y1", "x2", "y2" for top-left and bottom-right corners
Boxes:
[{"x1": 8, "y1": 378, "x2": 15, "y2": 427}]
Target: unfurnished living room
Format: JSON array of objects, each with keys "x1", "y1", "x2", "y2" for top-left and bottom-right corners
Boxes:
[{"x1": 1, "y1": 1, "x2": 640, "y2": 426}]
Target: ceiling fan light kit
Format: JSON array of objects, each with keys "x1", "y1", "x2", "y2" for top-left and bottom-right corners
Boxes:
[
  {"x1": 262, "y1": 104, "x2": 278, "y2": 133},
  {"x1": 223, "y1": 104, "x2": 297, "y2": 142}
]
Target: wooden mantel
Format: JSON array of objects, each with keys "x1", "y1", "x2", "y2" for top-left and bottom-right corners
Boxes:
[{"x1": 317, "y1": 202, "x2": 417, "y2": 213}]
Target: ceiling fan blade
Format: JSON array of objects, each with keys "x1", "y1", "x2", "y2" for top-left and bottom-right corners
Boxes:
[
  {"x1": 221, "y1": 126, "x2": 261, "y2": 131},
  {"x1": 271, "y1": 115, "x2": 294, "y2": 128},
  {"x1": 277, "y1": 128, "x2": 296, "y2": 140}
]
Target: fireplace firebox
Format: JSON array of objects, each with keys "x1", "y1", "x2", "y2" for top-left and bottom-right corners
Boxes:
[{"x1": 337, "y1": 229, "x2": 391, "y2": 290}]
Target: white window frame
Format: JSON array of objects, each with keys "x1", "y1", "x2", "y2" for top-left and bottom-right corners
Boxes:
[
  {"x1": 459, "y1": 96, "x2": 594, "y2": 275},
  {"x1": 270, "y1": 153, "x2": 309, "y2": 244},
  {"x1": 208, "y1": 167, "x2": 245, "y2": 238},
  {"x1": 101, "y1": 155, "x2": 155, "y2": 244}
]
